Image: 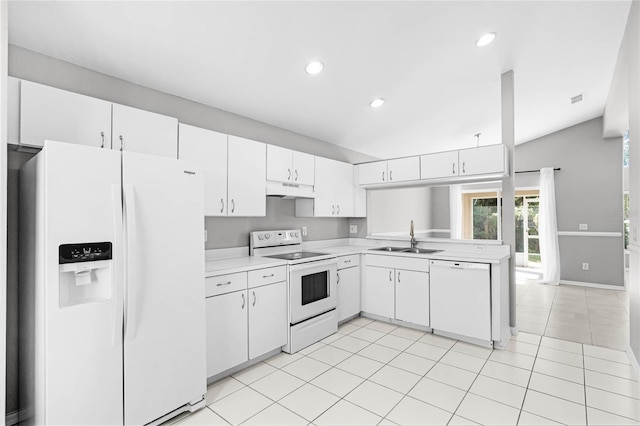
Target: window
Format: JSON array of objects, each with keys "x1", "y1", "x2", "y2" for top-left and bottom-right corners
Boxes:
[
  {"x1": 462, "y1": 191, "x2": 502, "y2": 240},
  {"x1": 624, "y1": 192, "x2": 630, "y2": 250},
  {"x1": 624, "y1": 129, "x2": 629, "y2": 168}
]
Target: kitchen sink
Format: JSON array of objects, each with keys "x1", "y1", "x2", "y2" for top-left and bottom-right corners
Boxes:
[
  {"x1": 401, "y1": 248, "x2": 444, "y2": 254},
  {"x1": 369, "y1": 246, "x2": 407, "y2": 252}
]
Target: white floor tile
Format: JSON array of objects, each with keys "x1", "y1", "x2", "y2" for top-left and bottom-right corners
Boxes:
[
  {"x1": 540, "y1": 336, "x2": 583, "y2": 354},
  {"x1": 282, "y1": 356, "x2": 331, "y2": 382},
  {"x1": 349, "y1": 327, "x2": 386, "y2": 343},
  {"x1": 209, "y1": 387, "x2": 273, "y2": 426},
  {"x1": 447, "y1": 415, "x2": 480, "y2": 425},
  {"x1": 522, "y1": 390, "x2": 586, "y2": 425},
  {"x1": 511, "y1": 332, "x2": 542, "y2": 346},
  {"x1": 419, "y1": 333, "x2": 457, "y2": 349},
  {"x1": 386, "y1": 396, "x2": 453, "y2": 425},
  {"x1": 310, "y1": 368, "x2": 364, "y2": 397},
  {"x1": 584, "y1": 356, "x2": 639, "y2": 381},
  {"x1": 489, "y1": 349, "x2": 535, "y2": 370},
  {"x1": 439, "y1": 350, "x2": 487, "y2": 373},
  {"x1": 455, "y1": 393, "x2": 520, "y2": 426},
  {"x1": 587, "y1": 407, "x2": 640, "y2": 426},
  {"x1": 378, "y1": 418, "x2": 399, "y2": 426},
  {"x1": 504, "y1": 340, "x2": 539, "y2": 357},
  {"x1": 313, "y1": 400, "x2": 381, "y2": 426},
  {"x1": 469, "y1": 375, "x2": 526, "y2": 408},
  {"x1": 358, "y1": 343, "x2": 401, "y2": 363},
  {"x1": 242, "y1": 404, "x2": 308, "y2": 426},
  {"x1": 583, "y1": 344, "x2": 631, "y2": 364},
  {"x1": 388, "y1": 352, "x2": 436, "y2": 376},
  {"x1": 279, "y1": 384, "x2": 340, "y2": 422},
  {"x1": 320, "y1": 332, "x2": 343, "y2": 345},
  {"x1": 585, "y1": 369, "x2": 640, "y2": 400},
  {"x1": 528, "y1": 372, "x2": 585, "y2": 404},
  {"x1": 480, "y1": 360, "x2": 531, "y2": 387},
  {"x1": 335, "y1": 354, "x2": 385, "y2": 379},
  {"x1": 369, "y1": 364, "x2": 422, "y2": 393},
  {"x1": 307, "y1": 344, "x2": 352, "y2": 366},
  {"x1": 349, "y1": 317, "x2": 374, "y2": 327},
  {"x1": 405, "y1": 341, "x2": 448, "y2": 361},
  {"x1": 389, "y1": 326, "x2": 426, "y2": 341},
  {"x1": 408, "y1": 377, "x2": 466, "y2": 412},
  {"x1": 265, "y1": 352, "x2": 303, "y2": 369},
  {"x1": 533, "y1": 358, "x2": 584, "y2": 384},
  {"x1": 329, "y1": 335, "x2": 371, "y2": 353},
  {"x1": 299, "y1": 341, "x2": 326, "y2": 355},
  {"x1": 426, "y1": 362, "x2": 477, "y2": 391},
  {"x1": 344, "y1": 380, "x2": 404, "y2": 417},
  {"x1": 249, "y1": 370, "x2": 305, "y2": 401},
  {"x1": 337, "y1": 323, "x2": 360, "y2": 335},
  {"x1": 451, "y1": 341, "x2": 492, "y2": 359},
  {"x1": 536, "y1": 346, "x2": 583, "y2": 368},
  {"x1": 206, "y1": 377, "x2": 246, "y2": 405},
  {"x1": 586, "y1": 386, "x2": 640, "y2": 421},
  {"x1": 375, "y1": 334, "x2": 415, "y2": 351},
  {"x1": 517, "y1": 411, "x2": 562, "y2": 425},
  {"x1": 232, "y1": 362, "x2": 277, "y2": 385},
  {"x1": 174, "y1": 408, "x2": 229, "y2": 425},
  {"x1": 365, "y1": 320, "x2": 398, "y2": 333}
]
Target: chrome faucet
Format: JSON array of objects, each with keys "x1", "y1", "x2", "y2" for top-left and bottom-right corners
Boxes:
[{"x1": 410, "y1": 220, "x2": 417, "y2": 249}]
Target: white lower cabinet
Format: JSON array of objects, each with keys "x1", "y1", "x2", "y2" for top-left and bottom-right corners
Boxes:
[
  {"x1": 363, "y1": 266, "x2": 395, "y2": 319},
  {"x1": 394, "y1": 269, "x2": 429, "y2": 327},
  {"x1": 337, "y1": 255, "x2": 360, "y2": 322},
  {"x1": 248, "y1": 281, "x2": 288, "y2": 359}
]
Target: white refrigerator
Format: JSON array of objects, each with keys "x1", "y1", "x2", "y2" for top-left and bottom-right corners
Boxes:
[{"x1": 20, "y1": 141, "x2": 206, "y2": 425}]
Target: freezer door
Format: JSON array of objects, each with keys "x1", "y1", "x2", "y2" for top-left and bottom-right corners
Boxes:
[
  {"x1": 122, "y1": 152, "x2": 206, "y2": 425},
  {"x1": 40, "y1": 141, "x2": 124, "y2": 425}
]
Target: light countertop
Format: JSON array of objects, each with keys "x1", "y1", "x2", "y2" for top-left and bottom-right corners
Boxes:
[{"x1": 205, "y1": 256, "x2": 287, "y2": 277}]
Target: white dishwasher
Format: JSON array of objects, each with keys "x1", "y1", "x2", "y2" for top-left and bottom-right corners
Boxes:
[{"x1": 429, "y1": 260, "x2": 491, "y2": 342}]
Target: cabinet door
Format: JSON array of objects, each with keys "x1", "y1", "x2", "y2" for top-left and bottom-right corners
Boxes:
[
  {"x1": 335, "y1": 160, "x2": 355, "y2": 217},
  {"x1": 20, "y1": 80, "x2": 112, "y2": 148},
  {"x1": 388, "y1": 157, "x2": 420, "y2": 183},
  {"x1": 421, "y1": 151, "x2": 459, "y2": 180},
  {"x1": 228, "y1": 136, "x2": 266, "y2": 216},
  {"x1": 112, "y1": 104, "x2": 178, "y2": 158},
  {"x1": 363, "y1": 266, "x2": 395, "y2": 318},
  {"x1": 395, "y1": 269, "x2": 429, "y2": 327},
  {"x1": 205, "y1": 291, "x2": 248, "y2": 378},
  {"x1": 313, "y1": 156, "x2": 336, "y2": 217},
  {"x1": 266, "y1": 145, "x2": 293, "y2": 183},
  {"x1": 337, "y1": 267, "x2": 360, "y2": 322},
  {"x1": 178, "y1": 124, "x2": 228, "y2": 216},
  {"x1": 292, "y1": 151, "x2": 315, "y2": 186},
  {"x1": 357, "y1": 161, "x2": 388, "y2": 185},
  {"x1": 458, "y1": 145, "x2": 506, "y2": 176},
  {"x1": 248, "y1": 282, "x2": 288, "y2": 359}
]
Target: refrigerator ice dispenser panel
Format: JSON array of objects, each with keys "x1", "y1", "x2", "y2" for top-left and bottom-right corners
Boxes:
[{"x1": 58, "y1": 242, "x2": 113, "y2": 307}]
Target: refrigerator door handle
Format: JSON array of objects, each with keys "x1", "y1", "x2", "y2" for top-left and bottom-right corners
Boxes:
[
  {"x1": 112, "y1": 185, "x2": 124, "y2": 345},
  {"x1": 123, "y1": 184, "x2": 138, "y2": 340}
]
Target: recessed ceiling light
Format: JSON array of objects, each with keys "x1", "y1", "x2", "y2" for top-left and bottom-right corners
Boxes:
[
  {"x1": 476, "y1": 32, "x2": 496, "y2": 47},
  {"x1": 369, "y1": 98, "x2": 385, "y2": 108},
  {"x1": 305, "y1": 61, "x2": 324, "y2": 75}
]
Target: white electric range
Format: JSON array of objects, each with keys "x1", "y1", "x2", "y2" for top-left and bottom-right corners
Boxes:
[{"x1": 250, "y1": 230, "x2": 338, "y2": 353}]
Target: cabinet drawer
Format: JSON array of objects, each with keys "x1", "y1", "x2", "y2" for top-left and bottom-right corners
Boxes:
[
  {"x1": 338, "y1": 254, "x2": 360, "y2": 269},
  {"x1": 365, "y1": 254, "x2": 430, "y2": 272},
  {"x1": 248, "y1": 266, "x2": 287, "y2": 288},
  {"x1": 205, "y1": 272, "x2": 247, "y2": 297}
]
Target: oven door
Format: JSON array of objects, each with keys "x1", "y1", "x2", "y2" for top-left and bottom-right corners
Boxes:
[{"x1": 289, "y1": 258, "x2": 338, "y2": 324}]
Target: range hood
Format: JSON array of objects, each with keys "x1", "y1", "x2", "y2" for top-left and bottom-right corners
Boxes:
[{"x1": 266, "y1": 181, "x2": 316, "y2": 199}]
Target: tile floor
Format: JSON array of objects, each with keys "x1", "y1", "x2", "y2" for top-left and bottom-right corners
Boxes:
[
  {"x1": 516, "y1": 267, "x2": 630, "y2": 350},
  {"x1": 168, "y1": 317, "x2": 640, "y2": 426}
]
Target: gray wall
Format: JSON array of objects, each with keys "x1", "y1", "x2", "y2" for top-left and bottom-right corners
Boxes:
[{"x1": 515, "y1": 117, "x2": 624, "y2": 286}]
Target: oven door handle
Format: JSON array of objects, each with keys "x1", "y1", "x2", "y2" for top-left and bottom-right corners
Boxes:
[{"x1": 288, "y1": 258, "x2": 338, "y2": 272}]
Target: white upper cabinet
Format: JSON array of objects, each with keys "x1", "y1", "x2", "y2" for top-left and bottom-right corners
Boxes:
[
  {"x1": 298, "y1": 156, "x2": 354, "y2": 217},
  {"x1": 458, "y1": 145, "x2": 507, "y2": 176},
  {"x1": 420, "y1": 151, "x2": 459, "y2": 180},
  {"x1": 357, "y1": 161, "x2": 388, "y2": 185},
  {"x1": 20, "y1": 80, "x2": 112, "y2": 148},
  {"x1": 178, "y1": 124, "x2": 228, "y2": 216},
  {"x1": 266, "y1": 145, "x2": 314, "y2": 186},
  {"x1": 387, "y1": 157, "x2": 421, "y2": 183},
  {"x1": 334, "y1": 160, "x2": 355, "y2": 217},
  {"x1": 228, "y1": 136, "x2": 266, "y2": 217},
  {"x1": 112, "y1": 104, "x2": 178, "y2": 158}
]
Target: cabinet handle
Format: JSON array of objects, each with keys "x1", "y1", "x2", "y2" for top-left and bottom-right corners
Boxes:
[
  {"x1": 295, "y1": 169, "x2": 299, "y2": 181},
  {"x1": 288, "y1": 168, "x2": 291, "y2": 181},
  {"x1": 382, "y1": 171, "x2": 385, "y2": 181},
  {"x1": 263, "y1": 273, "x2": 274, "y2": 278},
  {"x1": 119, "y1": 135, "x2": 124, "y2": 151},
  {"x1": 337, "y1": 272, "x2": 340, "y2": 284},
  {"x1": 252, "y1": 291, "x2": 256, "y2": 307},
  {"x1": 390, "y1": 170, "x2": 393, "y2": 181},
  {"x1": 100, "y1": 131, "x2": 105, "y2": 149},
  {"x1": 336, "y1": 205, "x2": 340, "y2": 215},
  {"x1": 241, "y1": 293, "x2": 245, "y2": 309},
  {"x1": 462, "y1": 162, "x2": 466, "y2": 174},
  {"x1": 344, "y1": 259, "x2": 351, "y2": 263},
  {"x1": 397, "y1": 271, "x2": 401, "y2": 283},
  {"x1": 216, "y1": 281, "x2": 232, "y2": 287},
  {"x1": 452, "y1": 163, "x2": 456, "y2": 174},
  {"x1": 389, "y1": 270, "x2": 392, "y2": 281},
  {"x1": 332, "y1": 205, "x2": 335, "y2": 215},
  {"x1": 220, "y1": 198, "x2": 224, "y2": 213},
  {"x1": 231, "y1": 199, "x2": 235, "y2": 213}
]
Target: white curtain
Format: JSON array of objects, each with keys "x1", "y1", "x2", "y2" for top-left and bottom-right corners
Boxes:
[
  {"x1": 538, "y1": 167, "x2": 561, "y2": 285},
  {"x1": 449, "y1": 185, "x2": 463, "y2": 239}
]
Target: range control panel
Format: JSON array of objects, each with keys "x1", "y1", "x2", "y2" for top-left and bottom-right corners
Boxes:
[
  {"x1": 250, "y1": 229, "x2": 302, "y2": 250},
  {"x1": 59, "y1": 242, "x2": 113, "y2": 264}
]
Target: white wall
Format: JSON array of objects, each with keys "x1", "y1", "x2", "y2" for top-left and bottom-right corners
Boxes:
[{"x1": 366, "y1": 187, "x2": 433, "y2": 235}]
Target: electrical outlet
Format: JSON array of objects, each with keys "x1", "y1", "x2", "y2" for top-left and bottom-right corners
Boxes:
[
  {"x1": 350, "y1": 225, "x2": 358, "y2": 234},
  {"x1": 579, "y1": 223, "x2": 588, "y2": 231},
  {"x1": 204, "y1": 230, "x2": 207, "y2": 242},
  {"x1": 302, "y1": 226, "x2": 307, "y2": 236},
  {"x1": 582, "y1": 262, "x2": 589, "y2": 271}
]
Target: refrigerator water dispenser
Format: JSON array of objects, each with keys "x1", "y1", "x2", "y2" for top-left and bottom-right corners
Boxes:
[{"x1": 58, "y1": 242, "x2": 113, "y2": 307}]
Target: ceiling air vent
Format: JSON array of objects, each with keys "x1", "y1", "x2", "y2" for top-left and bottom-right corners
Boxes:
[{"x1": 570, "y1": 93, "x2": 585, "y2": 104}]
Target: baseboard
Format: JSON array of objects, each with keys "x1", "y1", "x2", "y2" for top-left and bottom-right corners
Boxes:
[
  {"x1": 560, "y1": 280, "x2": 626, "y2": 290},
  {"x1": 627, "y1": 346, "x2": 640, "y2": 375},
  {"x1": 510, "y1": 326, "x2": 519, "y2": 335}
]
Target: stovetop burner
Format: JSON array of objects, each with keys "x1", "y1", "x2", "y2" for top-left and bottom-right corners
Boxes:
[{"x1": 265, "y1": 251, "x2": 329, "y2": 261}]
